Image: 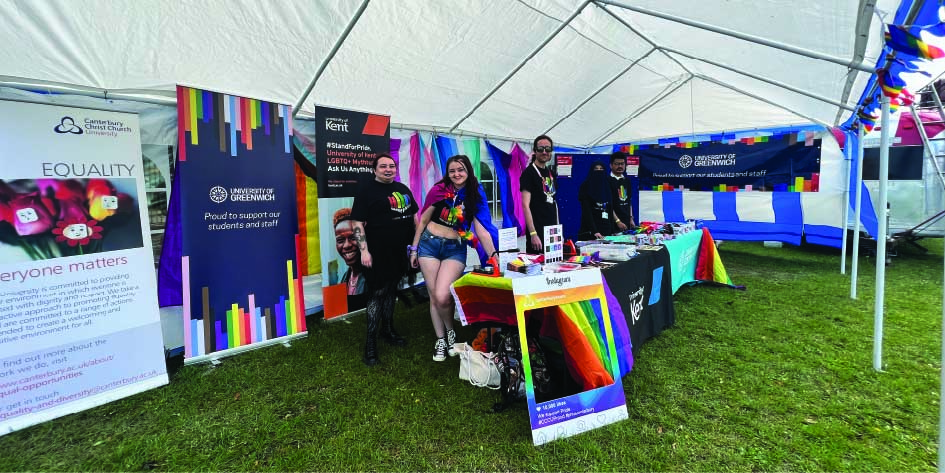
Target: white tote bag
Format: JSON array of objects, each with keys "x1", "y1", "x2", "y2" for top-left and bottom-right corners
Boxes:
[{"x1": 455, "y1": 343, "x2": 501, "y2": 389}]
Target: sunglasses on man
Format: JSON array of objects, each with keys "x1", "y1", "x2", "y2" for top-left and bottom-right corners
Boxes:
[{"x1": 534, "y1": 146, "x2": 553, "y2": 153}]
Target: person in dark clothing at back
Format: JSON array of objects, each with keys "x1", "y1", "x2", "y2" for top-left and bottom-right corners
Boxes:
[
  {"x1": 609, "y1": 151, "x2": 635, "y2": 232},
  {"x1": 578, "y1": 161, "x2": 614, "y2": 240},
  {"x1": 520, "y1": 134, "x2": 559, "y2": 254}
]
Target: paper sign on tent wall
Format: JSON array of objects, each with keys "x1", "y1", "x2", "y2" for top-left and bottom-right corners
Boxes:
[
  {"x1": 174, "y1": 86, "x2": 305, "y2": 361},
  {"x1": 0, "y1": 99, "x2": 168, "y2": 435},
  {"x1": 511, "y1": 268, "x2": 628, "y2": 445}
]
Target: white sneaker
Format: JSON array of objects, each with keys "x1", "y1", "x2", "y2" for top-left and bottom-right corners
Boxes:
[
  {"x1": 446, "y1": 329, "x2": 458, "y2": 357},
  {"x1": 433, "y1": 338, "x2": 448, "y2": 362}
]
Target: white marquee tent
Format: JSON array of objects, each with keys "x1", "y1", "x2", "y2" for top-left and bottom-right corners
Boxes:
[
  {"x1": 0, "y1": 0, "x2": 902, "y2": 146},
  {"x1": 2, "y1": 0, "x2": 945, "y2": 462}
]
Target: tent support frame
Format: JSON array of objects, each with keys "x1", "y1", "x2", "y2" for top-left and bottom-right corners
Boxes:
[
  {"x1": 873, "y1": 94, "x2": 891, "y2": 372},
  {"x1": 292, "y1": 0, "x2": 371, "y2": 118},
  {"x1": 594, "y1": 0, "x2": 872, "y2": 72},
  {"x1": 694, "y1": 74, "x2": 831, "y2": 127},
  {"x1": 447, "y1": 0, "x2": 592, "y2": 133},
  {"x1": 589, "y1": 75, "x2": 692, "y2": 147},
  {"x1": 660, "y1": 47, "x2": 856, "y2": 111},
  {"x1": 851, "y1": 125, "x2": 865, "y2": 299},
  {"x1": 834, "y1": 0, "x2": 877, "y2": 125},
  {"x1": 542, "y1": 47, "x2": 657, "y2": 135}
]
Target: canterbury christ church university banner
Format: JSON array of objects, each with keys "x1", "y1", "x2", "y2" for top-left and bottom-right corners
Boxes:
[
  {"x1": 314, "y1": 105, "x2": 390, "y2": 320},
  {"x1": 0, "y1": 99, "x2": 168, "y2": 435}
]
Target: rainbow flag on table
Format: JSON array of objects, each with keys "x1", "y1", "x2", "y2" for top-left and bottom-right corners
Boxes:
[
  {"x1": 695, "y1": 228, "x2": 735, "y2": 286},
  {"x1": 451, "y1": 273, "x2": 634, "y2": 379}
]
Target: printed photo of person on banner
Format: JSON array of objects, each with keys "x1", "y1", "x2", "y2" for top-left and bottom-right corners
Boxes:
[{"x1": 333, "y1": 207, "x2": 367, "y2": 295}]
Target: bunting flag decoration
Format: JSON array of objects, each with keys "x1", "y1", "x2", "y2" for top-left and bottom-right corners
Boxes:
[{"x1": 885, "y1": 22, "x2": 945, "y2": 60}]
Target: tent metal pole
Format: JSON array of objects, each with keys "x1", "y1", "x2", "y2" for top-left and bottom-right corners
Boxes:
[
  {"x1": 873, "y1": 94, "x2": 890, "y2": 372},
  {"x1": 833, "y1": 0, "x2": 876, "y2": 125},
  {"x1": 940, "y1": 236, "x2": 945, "y2": 473},
  {"x1": 851, "y1": 125, "x2": 865, "y2": 298},
  {"x1": 594, "y1": 0, "x2": 873, "y2": 72},
  {"x1": 390, "y1": 123, "x2": 534, "y2": 147},
  {"x1": 661, "y1": 47, "x2": 856, "y2": 111},
  {"x1": 588, "y1": 76, "x2": 691, "y2": 147},
  {"x1": 0, "y1": 76, "x2": 176, "y2": 106},
  {"x1": 292, "y1": 0, "x2": 371, "y2": 117},
  {"x1": 694, "y1": 74, "x2": 831, "y2": 127},
  {"x1": 543, "y1": 47, "x2": 656, "y2": 135},
  {"x1": 448, "y1": 0, "x2": 592, "y2": 133},
  {"x1": 593, "y1": 4, "x2": 694, "y2": 76},
  {"x1": 840, "y1": 132, "x2": 852, "y2": 274}
]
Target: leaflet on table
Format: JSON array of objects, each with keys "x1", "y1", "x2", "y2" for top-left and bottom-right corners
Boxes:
[
  {"x1": 543, "y1": 224, "x2": 563, "y2": 264},
  {"x1": 498, "y1": 227, "x2": 518, "y2": 252},
  {"x1": 0, "y1": 99, "x2": 167, "y2": 435},
  {"x1": 511, "y1": 268, "x2": 628, "y2": 445}
]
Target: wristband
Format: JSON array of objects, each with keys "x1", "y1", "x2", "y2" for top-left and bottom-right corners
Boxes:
[
  {"x1": 529, "y1": 231, "x2": 538, "y2": 236},
  {"x1": 407, "y1": 245, "x2": 418, "y2": 251}
]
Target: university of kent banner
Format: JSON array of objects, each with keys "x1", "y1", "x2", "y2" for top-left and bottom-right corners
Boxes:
[
  {"x1": 634, "y1": 136, "x2": 822, "y2": 191},
  {"x1": 175, "y1": 86, "x2": 304, "y2": 360},
  {"x1": 313, "y1": 106, "x2": 390, "y2": 320},
  {"x1": 0, "y1": 100, "x2": 168, "y2": 435}
]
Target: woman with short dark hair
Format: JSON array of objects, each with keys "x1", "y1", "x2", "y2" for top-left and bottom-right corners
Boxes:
[{"x1": 350, "y1": 153, "x2": 418, "y2": 366}]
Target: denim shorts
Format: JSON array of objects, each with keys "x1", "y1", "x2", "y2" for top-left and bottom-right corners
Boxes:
[{"x1": 417, "y1": 229, "x2": 467, "y2": 263}]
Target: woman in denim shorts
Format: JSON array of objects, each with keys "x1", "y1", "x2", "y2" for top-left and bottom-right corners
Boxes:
[{"x1": 410, "y1": 155, "x2": 497, "y2": 361}]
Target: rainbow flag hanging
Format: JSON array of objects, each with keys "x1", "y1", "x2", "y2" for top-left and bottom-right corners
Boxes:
[
  {"x1": 292, "y1": 134, "x2": 320, "y2": 276},
  {"x1": 885, "y1": 22, "x2": 945, "y2": 60}
]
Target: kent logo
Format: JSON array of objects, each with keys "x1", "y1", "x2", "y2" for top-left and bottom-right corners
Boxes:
[
  {"x1": 545, "y1": 276, "x2": 571, "y2": 287},
  {"x1": 325, "y1": 117, "x2": 349, "y2": 132}
]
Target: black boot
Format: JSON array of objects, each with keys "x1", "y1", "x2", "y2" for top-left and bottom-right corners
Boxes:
[
  {"x1": 380, "y1": 312, "x2": 407, "y2": 347},
  {"x1": 364, "y1": 311, "x2": 380, "y2": 366}
]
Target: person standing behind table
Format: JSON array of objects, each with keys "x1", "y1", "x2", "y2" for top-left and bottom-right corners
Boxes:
[
  {"x1": 578, "y1": 161, "x2": 615, "y2": 241},
  {"x1": 351, "y1": 153, "x2": 419, "y2": 367},
  {"x1": 520, "y1": 134, "x2": 559, "y2": 254},
  {"x1": 609, "y1": 151, "x2": 636, "y2": 232},
  {"x1": 410, "y1": 154, "x2": 497, "y2": 362}
]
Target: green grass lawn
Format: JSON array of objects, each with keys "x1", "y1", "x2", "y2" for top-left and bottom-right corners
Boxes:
[{"x1": 0, "y1": 240, "x2": 941, "y2": 471}]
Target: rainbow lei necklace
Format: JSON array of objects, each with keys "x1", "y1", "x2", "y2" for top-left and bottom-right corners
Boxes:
[{"x1": 444, "y1": 187, "x2": 478, "y2": 246}]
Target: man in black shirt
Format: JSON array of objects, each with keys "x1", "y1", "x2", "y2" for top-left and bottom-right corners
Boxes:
[
  {"x1": 520, "y1": 134, "x2": 559, "y2": 254},
  {"x1": 609, "y1": 151, "x2": 634, "y2": 231}
]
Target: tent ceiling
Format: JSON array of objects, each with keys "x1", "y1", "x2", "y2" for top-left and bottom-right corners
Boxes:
[{"x1": 0, "y1": 0, "x2": 903, "y2": 146}]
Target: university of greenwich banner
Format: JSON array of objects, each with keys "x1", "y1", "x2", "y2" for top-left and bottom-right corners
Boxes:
[
  {"x1": 313, "y1": 106, "x2": 390, "y2": 320},
  {"x1": 511, "y1": 269, "x2": 628, "y2": 446},
  {"x1": 0, "y1": 100, "x2": 168, "y2": 435},
  {"x1": 630, "y1": 134, "x2": 822, "y2": 192},
  {"x1": 174, "y1": 86, "x2": 304, "y2": 360}
]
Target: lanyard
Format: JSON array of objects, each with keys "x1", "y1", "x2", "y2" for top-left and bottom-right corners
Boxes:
[{"x1": 533, "y1": 163, "x2": 554, "y2": 196}]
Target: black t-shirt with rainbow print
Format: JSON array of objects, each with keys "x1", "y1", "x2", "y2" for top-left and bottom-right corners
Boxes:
[{"x1": 351, "y1": 179, "x2": 418, "y2": 284}]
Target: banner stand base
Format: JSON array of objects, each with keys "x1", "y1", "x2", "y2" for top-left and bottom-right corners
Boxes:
[
  {"x1": 324, "y1": 308, "x2": 365, "y2": 323},
  {"x1": 183, "y1": 331, "x2": 308, "y2": 366}
]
